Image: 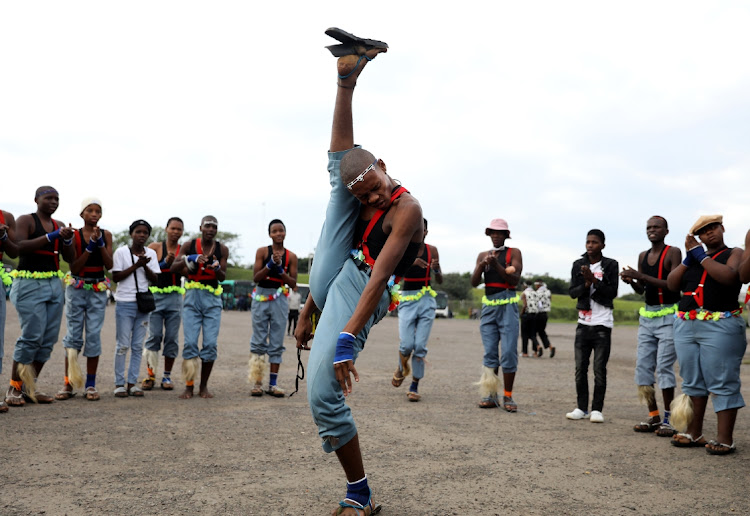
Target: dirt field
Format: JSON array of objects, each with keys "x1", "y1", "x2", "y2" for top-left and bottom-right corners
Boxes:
[{"x1": 1, "y1": 303, "x2": 749, "y2": 515}]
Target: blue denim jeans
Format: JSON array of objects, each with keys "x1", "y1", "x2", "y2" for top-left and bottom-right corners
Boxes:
[
  {"x1": 674, "y1": 316, "x2": 747, "y2": 412},
  {"x1": 145, "y1": 292, "x2": 183, "y2": 359},
  {"x1": 10, "y1": 277, "x2": 64, "y2": 365},
  {"x1": 574, "y1": 324, "x2": 612, "y2": 412},
  {"x1": 114, "y1": 301, "x2": 150, "y2": 385},
  {"x1": 62, "y1": 284, "x2": 108, "y2": 357},
  {"x1": 479, "y1": 291, "x2": 520, "y2": 373},
  {"x1": 182, "y1": 288, "x2": 222, "y2": 362},
  {"x1": 397, "y1": 291, "x2": 437, "y2": 380},
  {"x1": 250, "y1": 287, "x2": 289, "y2": 363},
  {"x1": 306, "y1": 148, "x2": 391, "y2": 453},
  {"x1": 634, "y1": 304, "x2": 676, "y2": 389}
]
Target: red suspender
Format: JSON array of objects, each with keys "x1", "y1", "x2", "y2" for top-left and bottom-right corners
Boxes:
[
  {"x1": 486, "y1": 248, "x2": 514, "y2": 289},
  {"x1": 189, "y1": 239, "x2": 217, "y2": 282},
  {"x1": 682, "y1": 248, "x2": 728, "y2": 308},
  {"x1": 656, "y1": 245, "x2": 670, "y2": 305},
  {"x1": 360, "y1": 186, "x2": 409, "y2": 268},
  {"x1": 423, "y1": 245, "x2": 432, "y2": 286}
]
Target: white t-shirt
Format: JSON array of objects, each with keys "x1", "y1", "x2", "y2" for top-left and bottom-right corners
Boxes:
[
  {"x1": 112, "y1": 246, "x2": 161, "y2": 302},
  {"x1": 577, "y1": 261, "x2": 614, "y2": 328},
  {"x1": 288, "y1": 290, "x2": 302, "y2": 311}
]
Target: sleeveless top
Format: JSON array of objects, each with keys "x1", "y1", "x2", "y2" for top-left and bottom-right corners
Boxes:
[
  {"x1": 402, "y1": 244, "x2": 432, "y2": 289},
  {"x1": 641, "y1": 245, "x2": 681, "y2": 306},
  {"x1": 156, "y1": 241, "x2": 182, "y2": 289},
  {"x1": 74, "y1": 228, "x2": 106, "y2": 279},
  {"x1": 18, "y1": 213, "x2": 59, "y2": 272},
  {"x1": 678, "y1": 247, "x2": 740, "y2": 312},
  {"x1": 353, "y1": 186, "x2": 421, "y2": 279},
  {"x1": 186, "y1": 238, "x2": 222, "y2": 288},
  {"x1": 258, "y1": 245, "x2": 289, "y2": 288},
  {"x1": 484, "y1": 247, "x2": 514, "y2": 296}
]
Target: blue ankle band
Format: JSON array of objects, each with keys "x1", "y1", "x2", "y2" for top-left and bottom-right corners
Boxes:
[
  {"x1": 85, "y1": 374, "x2": 96, "y2": 389},
  {"x1": 270, "y1": 373, "x2": 278, "y2": 387},
  {"x1": 409, "y1": 381, "x2": 418, "y2": 393},
  {"x1": 345, "y1": 476, "x2": 370, "y2": 507}
]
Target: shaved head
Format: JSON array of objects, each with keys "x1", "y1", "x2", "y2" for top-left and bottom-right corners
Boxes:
[{"x1": 340, "y1": 148, "x2": 377, "y2": 185}]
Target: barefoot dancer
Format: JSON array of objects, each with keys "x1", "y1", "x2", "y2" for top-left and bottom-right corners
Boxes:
[
  {"x1": 392, "y1": 218, "x2": 442, "y2": 402},
  {"x1": 56, "y1": 198, "x2": 113, "y2": 402},
  {"x1": 171, "y1": 216, "x2": 227, "y2": 399},
  {"x1": 620, "y1": 216, "x2": 682, "y2": 436},
  {"x1": 248, "y1": 219, "x2": 297, "y2": 397},
  {"x1": 0, "y1": 208, "x2": 20, "y2": 413},
  {"x1": 296, "y1": 29, "x2": 421, "y2": 515},
  {"x1": 5, "y1": 186, "x2": 75, "y2": 407},
  {"x1": 142, "y1": 217, "x2": 185, "y2": 391},
  {"x1": 112, "y1": 220, "x2": 160, "y2": 398},
  {"x1": 471, "y1": 219, "x2": 523, "y2": 411},
  {"x1": 667, "y1": 215, "x2": 746, "y2": 455}
]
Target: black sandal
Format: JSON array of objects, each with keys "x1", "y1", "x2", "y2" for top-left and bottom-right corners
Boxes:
[{"x1": 325, "y1": 27, "x2": 388, "y2": 57}]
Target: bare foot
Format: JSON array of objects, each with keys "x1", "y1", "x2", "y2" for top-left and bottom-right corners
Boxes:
[
  {"x1": 199, "y1": 387, "x2": 213, "y2": 399},
  {"x1": 5, "y1": 387, "x2": 24, "y2": 406},
  {"x1": 179, "y1": 386, "x2": 194, "y2": 399},
  {"x1": 55, "y1": 383, "x2": 75, "y2": 400},
  {"x1": 331, "y1": 500, "x2": 379, "y2": 516},
  {"x1": 33, "y1": 392, "x2": 55, "y2": 404},
  {"x1": 0, "y1": 401, "x2": 8, "y2": 413},
  {"x1": 336, "y1": 48, "x2": 387, "y2": 88}
]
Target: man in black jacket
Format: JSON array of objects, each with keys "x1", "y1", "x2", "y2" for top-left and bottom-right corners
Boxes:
[{"x1": 566, "y1": 229, "x2": 618, "y2": 423}]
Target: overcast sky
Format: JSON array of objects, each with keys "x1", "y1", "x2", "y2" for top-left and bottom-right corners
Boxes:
[{"x1": 2, "y1": 2, "x2": 749, "y2": 289}]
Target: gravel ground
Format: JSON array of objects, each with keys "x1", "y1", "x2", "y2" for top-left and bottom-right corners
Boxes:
[{"x1": 1, "y1": 303, "x2": 748, "y2": 515}]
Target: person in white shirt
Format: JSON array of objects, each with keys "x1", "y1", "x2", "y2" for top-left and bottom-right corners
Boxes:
[
  {"x1": 111, "y1": 220, "x2": 160, "y2": 398},
  {"x1": 565, "y1": 229, "x2": 619, "y2": 423},
  {"x1": 287, "y1": 286, "x2": 302, "y2": 337}
]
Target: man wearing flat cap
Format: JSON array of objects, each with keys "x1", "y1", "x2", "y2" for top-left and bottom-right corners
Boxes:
[
  {"x1": 471, "y1": 218, "x2": 523, "y2": 412},
  {"x1": 666, "y1": 214, "x2": 746, "y2": 455}
]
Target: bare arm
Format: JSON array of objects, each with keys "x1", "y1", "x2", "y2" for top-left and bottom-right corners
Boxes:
[
  {"x1": 0, "y1": 211, "x2": 19, "y2": 258},
  {"x1": 430, "y1": 245, "x2": 442, "y2": 285},
  {"x1": 170, "y1": 243, "x2": 189, "y2": 275},
  {"x1": 739, "y1": 230, "x2": 750, "y2": 284}
]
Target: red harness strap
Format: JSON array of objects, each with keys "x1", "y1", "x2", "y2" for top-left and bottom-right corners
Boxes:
[
  {"x1": 682, "y1": 248, "x2": 728, "y2": 308},
  {"x1": 360, "y1": 186, "x2": 409, "y2": 269},
  {"x1": 486, "y1": 248, "x2": 515, "y2": 290},
  {"x1": 264, "y1": 249, "x2": 289, "y2": 285},
  {"x1": 74, "y1": 229, "x2": 106, "y2": 277},
  {"x1": 33, "y1": 219, "x2": 60, "y2": 270},
  {"x1": 656, "y1": 245, "x2": 670, "y2": 305},
  {"x1": 422, "y1": 245, "x2": 432, "y2": 286},
  {"x1": 189, "y1": 239, "x2": 217, "y2": 282}
]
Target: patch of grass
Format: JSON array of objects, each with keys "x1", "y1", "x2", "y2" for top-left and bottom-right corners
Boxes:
[{"x1": 224, "y1": 266, "x2": 309, "y2": 284}]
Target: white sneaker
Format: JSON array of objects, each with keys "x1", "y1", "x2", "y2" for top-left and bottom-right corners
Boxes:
[
  {"x1": 566, "y1": 408, "x2": 589, "y2": 420},
  {"x1": 590, "y1": 410, "x2": 604, "y2": 423}
]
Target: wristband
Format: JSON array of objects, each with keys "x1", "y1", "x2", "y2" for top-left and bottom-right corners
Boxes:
[
  {"x1": 0, "y1": 232, "x2": 7, "y2": 241},
  {"x1": 187, "y1": 254, "x2": 200, "y2": 263},
  {"x1": 46, "y1": 229, "x2": 61, "y2": 242},
  {"x1": 85, "y1": 238, "x2": 97, "y2": 253},
  {"x1": 682, "y1": 254, "x2": 694, "y2": 267},
  {"x1": 63, "y1": 238, "x2": 74, "y2": 246},
  {"x1": 266, "y1": 259, "x2": 277, "y2": 271},
  {"x1": 334, "y1": 332, "x2": 356, "y2": 364},
  {"x1": 688, "y1": 245, "x2": 708, "y2": 264},
  {"x1": 158, "y1": 259, "x2": 169, "y2": 269},
  {"x1": 96, "y1": 235, "x2": 106, "y2": 248}
]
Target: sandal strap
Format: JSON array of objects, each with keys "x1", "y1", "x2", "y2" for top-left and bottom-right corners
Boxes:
[{"x1": 337, "y1": 54, "x2": 373, "y2": 79}]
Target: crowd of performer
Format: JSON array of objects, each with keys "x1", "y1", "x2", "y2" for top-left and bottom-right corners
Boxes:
[{"x1": 2, "y1": 27, "x2": 749, "y2": 516}]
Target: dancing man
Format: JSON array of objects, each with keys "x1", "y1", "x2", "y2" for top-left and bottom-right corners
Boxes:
[
  {"x1": 56, "y1": 198, "x2": 113, "y2": 402},
  {"x1": 248, "y1": 219, "x2": 297, "y2": 397},
  {"x1": 566, "y1": 229, "x2": 618, "y2": 423},
  {"x1": 621, "y1": 216, "x2": 681, "y2": 436},
  {"x1": 5, "y1": 186, "x2": 74, "y2": 406},
  {"x1": 171, "y1": 216, "x2": 228, "y2": 399},
  {"x1": 143, "y1": 217, "x2": 185, "y2": 391},
  {"x1": 471, "y1": 219, "x2": 522, "y2": 411},
  {"x1": 0, "y1": 208, "x2": 19, "y2": 413},
  {"x1": 667, "y1": 215, "x2": 745, "y2": 454},
  {"x1": 392, "y1": 218, "x2": 442, "y2": 402},
  {"x1": 295, "y1": 29, "x2": 422, "y2": 515}
]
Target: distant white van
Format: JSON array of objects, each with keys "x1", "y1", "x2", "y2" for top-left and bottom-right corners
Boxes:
[{"x1": 434, "y1": 290, "x2": 452, "y2": 318}]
